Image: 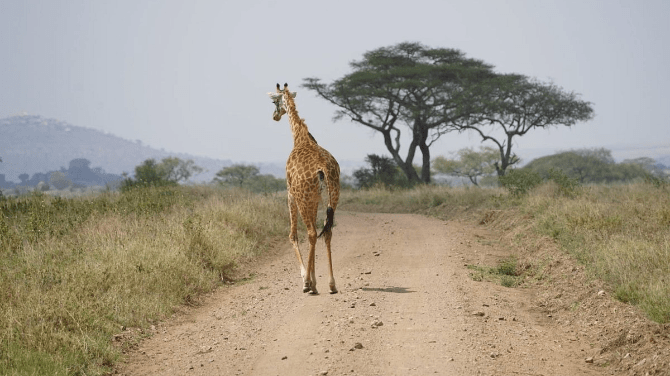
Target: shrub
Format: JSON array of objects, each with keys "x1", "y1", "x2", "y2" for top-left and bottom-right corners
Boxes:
[
  {"x1": 121, "y1": 158, "x2": 202, "y2": 192},
  {"x1": 498, "y1": 169, "x2": 542, "y2": 196},
  {"x1": 546, "y1": 168, "x2": 580, "y2": 197}
]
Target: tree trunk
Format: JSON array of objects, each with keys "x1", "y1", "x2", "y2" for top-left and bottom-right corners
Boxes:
[
  {"x1": 417, "y1": 123, "x2": 431, "y2": 184},
  {"x1": 381, "y1": 127, "x2": 421, "y2": 183},
  {"x1": 494, "y1": 134, "x2": 516, "y2": 176}
]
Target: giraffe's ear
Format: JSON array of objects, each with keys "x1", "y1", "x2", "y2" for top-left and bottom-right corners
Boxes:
[
  {"x1": 289, "y1": 91, "x2": 297, "y2": 98},
  {"x1": 268, "y1": 93, "x2": 282, "y2": 101}
]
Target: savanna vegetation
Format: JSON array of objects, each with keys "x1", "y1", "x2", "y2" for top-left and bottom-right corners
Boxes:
[
  {"x1": 0, "y1": 186, "x2": 288, "y2": 375},
  {"x1": 2, "y1": 148, "x2": 669, "y2": 375}
]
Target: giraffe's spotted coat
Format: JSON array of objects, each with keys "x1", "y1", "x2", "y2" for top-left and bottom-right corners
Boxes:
[{"x1": 270, "y1": 83, "x2": 340, "y2": 294}]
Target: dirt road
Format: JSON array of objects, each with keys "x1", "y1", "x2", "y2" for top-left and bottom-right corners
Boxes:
[{"x1": 118, "y1": 212, "x2": 611, "y2": 376}]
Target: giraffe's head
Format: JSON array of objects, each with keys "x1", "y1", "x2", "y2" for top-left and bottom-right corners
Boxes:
[{"x1": 267, "y1": 83, "x2": 296, "y2": 121}]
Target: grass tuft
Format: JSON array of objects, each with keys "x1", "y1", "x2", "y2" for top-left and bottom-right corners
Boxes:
[{"x1": 466, "y1": 256, "x2": 522, "y2": 287}]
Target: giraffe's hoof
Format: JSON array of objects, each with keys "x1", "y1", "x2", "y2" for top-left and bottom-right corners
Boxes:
[
  {"x1": 329, "y1": 285, "x2": 338, "y2": 294},
  {"x1": 303, "y1": 283, "x2": 318, "y2": 294}
]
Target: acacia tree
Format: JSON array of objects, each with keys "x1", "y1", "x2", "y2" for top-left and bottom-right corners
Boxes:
[
  {"x1": 458, "y1": 74, "x2": 594, "y2": 176},
  {"x1": 159, "y1": 157, "x2": 203, "y2": 183},
  {"x1": 432, "y1": 146, "x2": 499, "y2": 186},
  {"x1": 213, "y1": 164, "x2": 285, "y2": 193},
  {"x1": 302, "y1": 42, "x2": 495, "y2": 184},
  {"x1": 121, "y1": 157, "x2": 202, "y2": 191},
  {"x1": 213, "y1": 164, "x2": 260, "y2": 187}
]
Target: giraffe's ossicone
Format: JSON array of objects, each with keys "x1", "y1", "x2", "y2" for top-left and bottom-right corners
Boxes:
[{"x1": 267, "y1": 83, "x2": 340, "y2": 294}]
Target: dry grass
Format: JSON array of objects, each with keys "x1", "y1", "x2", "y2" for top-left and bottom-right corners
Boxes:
[
  {"x1": 522, "y1": 183, "x2": 670, "y2": 322},
  {"x1": 0, "y1": 186, "x2": 288, "y2": 375},
  {"x1": 340, "y1": 184, "x2": 505, "y2": 220}
]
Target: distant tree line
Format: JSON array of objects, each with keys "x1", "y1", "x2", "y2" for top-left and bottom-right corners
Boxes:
[
  {"x1": 0, "y1": 158, "x2": 123, "y2": 191},
  {"x1": 523, "y1": 148, "x2": 667, "y2": 184},
  {"x1": 350, "y1": 148, "x2": 668, "y2": 189},
  {"x1": 213, "y1": 164, "x2": 285, "y2": 193},
  {"x1": 120, "y1": 158, "x2": 285, "y2": 194},
  {"x1": 120, "y1": 157, "x2": 203, "y2": 191}
]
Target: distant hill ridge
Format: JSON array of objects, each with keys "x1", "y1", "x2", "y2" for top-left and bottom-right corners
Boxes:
[{"x1": 0, "y1": 114, "x2": 239, "y2": 183}]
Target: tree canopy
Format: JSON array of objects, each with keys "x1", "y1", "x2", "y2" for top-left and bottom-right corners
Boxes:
[
  {"x1": 214, "y1": 164, "x2": 260, "y2": 187},
  {"x1": 459, "y1": 75, "x2": 594, "y2": 175},
  {"x1": 121, "y1": 157, "x2": 202, "y2": 191},
  {"x1": 213, "y1": 164, "x2": 285, "y2": 193},
  {"x1": 159, "y1": 157, "x2": 203, "y2": 183},
  {"x1": 303, "y1": 42, "x2": 495, "y2": 184}
]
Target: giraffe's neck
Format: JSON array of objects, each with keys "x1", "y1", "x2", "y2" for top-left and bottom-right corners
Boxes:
[{"x1": 283, "y1": 92, "x2": 314, "y2": 147}]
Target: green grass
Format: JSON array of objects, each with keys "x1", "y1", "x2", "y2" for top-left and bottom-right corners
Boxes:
[
  {"x1": 467, "y1": 256, "x2": 523, "y2": 287},
  {"x1": 467, "y1": 256, "x2": 522, "y2": 287},
  {"x1": 0, "y1": 186, "x2": 288, "y2": 375},
  {"x1": 341, "y1": 182, "x2": 670, "y2": 323}
]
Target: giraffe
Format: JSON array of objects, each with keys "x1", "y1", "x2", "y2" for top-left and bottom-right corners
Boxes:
[{"x1": 268, "y1": 83, "x2": 340, "y2": 294}]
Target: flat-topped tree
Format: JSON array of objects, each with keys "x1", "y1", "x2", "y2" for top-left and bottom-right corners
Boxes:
[
  {"x1": 458, "y1": 74, "x2": 595, "y2": 176},
  {"x1": 302, "y1": 42, "x2": 495, "y2": 184}
]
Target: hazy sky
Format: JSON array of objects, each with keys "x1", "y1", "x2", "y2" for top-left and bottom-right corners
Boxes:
[{"x1": 2, "y1": 0, "x2": 669, "y2": 166}]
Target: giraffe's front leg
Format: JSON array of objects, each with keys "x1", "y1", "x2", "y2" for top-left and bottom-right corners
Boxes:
[
  {"x1": 288, "y1": 196, "x2": 307, "y2": 287},
  {"x1": 290, "y1": 231, "x2": 307, "y2": 285}
]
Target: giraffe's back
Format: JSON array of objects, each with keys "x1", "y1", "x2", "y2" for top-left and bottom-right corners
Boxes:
[{"x1": 286, "y1": 144, "x2": 339, "y2": 209}]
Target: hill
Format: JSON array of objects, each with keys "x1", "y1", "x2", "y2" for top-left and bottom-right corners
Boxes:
[{"x1": 0, "y1": 114, "x2": 234, "y2": 185}]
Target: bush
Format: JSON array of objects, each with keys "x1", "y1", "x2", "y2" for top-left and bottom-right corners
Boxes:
[
  {"x1": 49, "y1": 171, "x2": 71, "y2": 190},
  {"x1": 213, "y1": 164, "x2": 285, "y2": 194},
  {"x1": 121, "y1": 158, "x2": 202, "y2": 192},
  {"x1": 498, "y1": 169, "x2": 542, "y2": 196},
  {"x1": 547, "y1": 168, "x2": 580, "y2": 197},
  {"x1": 645, "y1": 173, "x2": 669, "y2": 189},
  {"x1": 353, "y1": 154, "x2": 412, "y2": 189}
]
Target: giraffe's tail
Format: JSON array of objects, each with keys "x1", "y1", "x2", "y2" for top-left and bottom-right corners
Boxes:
[
  {"x1": 317, "y1": 169, "x2": 335, "y2": 239},
  {"x1": 317, "y1": 206, "x2": 334, "y2": 239}
]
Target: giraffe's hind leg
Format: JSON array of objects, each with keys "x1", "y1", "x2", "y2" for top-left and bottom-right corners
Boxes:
[{"x1": 323, "y1": 227, "x2": 338, "y2": 294}]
